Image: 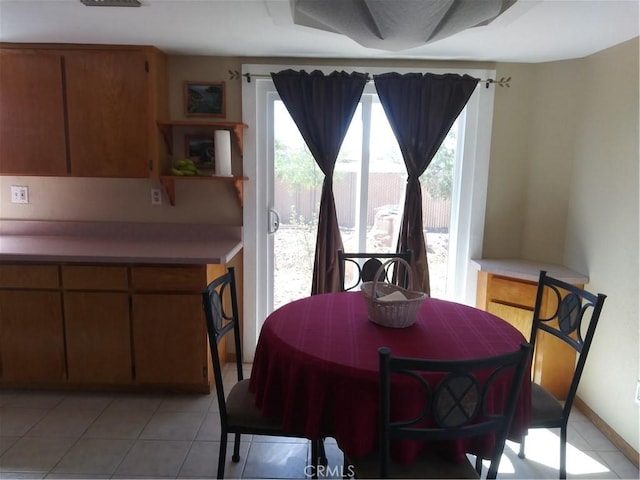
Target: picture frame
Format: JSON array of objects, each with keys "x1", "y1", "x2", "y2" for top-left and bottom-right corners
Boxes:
[
  {"x1": 185, "y1": 135, "x2": 215, "y2": 167},
  {"x1": 184, "y1": 81, "x2": 225, "y2": 117}
]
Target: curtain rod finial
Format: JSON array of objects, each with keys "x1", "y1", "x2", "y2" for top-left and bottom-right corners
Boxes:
[
  {"x1": 484, "y1": 77, "x2": 511, "y2": 88},
  {"x1": 228, "y1": 70, "x2": 253, "y2": 83}
]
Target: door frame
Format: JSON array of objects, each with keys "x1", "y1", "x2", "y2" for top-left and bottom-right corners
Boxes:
[{"x1": 241, "y1": 63, "x2": 496, "y2": 362}]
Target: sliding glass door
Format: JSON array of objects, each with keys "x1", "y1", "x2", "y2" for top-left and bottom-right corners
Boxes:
[{"x1": 242, "y1": 64, "x2": 496, "y2": 361}]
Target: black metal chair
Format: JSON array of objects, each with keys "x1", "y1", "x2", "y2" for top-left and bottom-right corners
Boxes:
[
  {"x1": 337, "y1": 249, "x2": 414, "y2": 292},
  {"x1": 517, "y1": 270, "x2": 607, "y2": 479},
  {"x1": 202, "y1": 267, "x2": 323, "y2": 478},
  {"x1": 347, "y1": 343, "x2": 532, "y2": 479}
]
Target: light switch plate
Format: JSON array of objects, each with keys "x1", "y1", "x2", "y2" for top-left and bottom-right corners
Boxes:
[{"x1": 10, "y1": 186, "x2": 29, "y2": 204}]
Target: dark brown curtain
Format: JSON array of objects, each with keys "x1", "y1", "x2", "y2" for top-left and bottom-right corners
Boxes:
[
  {"x1": 272, "y1": 69, "x2": 368, "y2": 294},
  {"x1": 373, "y1": 73, "x2": 479, "y2": 295}
]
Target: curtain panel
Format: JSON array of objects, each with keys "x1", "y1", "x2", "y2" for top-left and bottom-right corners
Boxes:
[
  {"x1": 271, "y1": 69, "x2": 368, "y2": 294},
  {"x1": 373, "y1": 72, "x2": 479, "y2": 295}
]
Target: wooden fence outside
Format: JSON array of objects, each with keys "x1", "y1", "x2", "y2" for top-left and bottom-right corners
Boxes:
[{"x1": 275, "y1": 172, "x2": 451, "y2": 231}]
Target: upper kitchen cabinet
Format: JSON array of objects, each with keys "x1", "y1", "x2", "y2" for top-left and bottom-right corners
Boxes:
[
  {"x1": 0, "y1": 50, "x2": 68, "y2": 175},
  {"x1": 0, "y1": 44, "x2": 168, "y2": 178},
  {"x1": 65, "y1": 48, "x2": 167, "y2": 177}
]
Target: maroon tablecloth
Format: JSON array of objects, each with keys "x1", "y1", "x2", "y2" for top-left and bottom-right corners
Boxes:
[{"x1": 249, "y1": 292, "x2": 531, "y2": 463}]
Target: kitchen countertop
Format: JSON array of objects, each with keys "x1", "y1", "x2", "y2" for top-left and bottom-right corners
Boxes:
[
  {"x1": 470, "y1": 258, "x2": 589, "y2": 284},
  {"x1": 0, "y1": 220, "x2": 243, "y2": 264}
]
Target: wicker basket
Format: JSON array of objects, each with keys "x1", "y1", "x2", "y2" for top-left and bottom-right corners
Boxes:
[{"x1": 361, "y1": 258, "x2": 428, "y2": 328}]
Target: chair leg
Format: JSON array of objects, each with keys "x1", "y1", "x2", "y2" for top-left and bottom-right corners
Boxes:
[
  {"x1": 218, "y1": 431, "x2": 228, "y2": 479},
  {"x1": 318, "y1": 438, "x2": 328, "y2": 466},
  {"x1": 232, "y1": 433, "x2": 241, "y2": 462},
  {"x1": 475, "y1": 455, "x2": 483, "y2": 475},
  {"x1": 311, "y1": 440, "x2": 319, "y2": 479},
  {"x1": 518, "y1": 435, "x2": 526, "y2": 459},
  {"x1": 559, "y1": 427, "x2": 567, "y2": 479}
]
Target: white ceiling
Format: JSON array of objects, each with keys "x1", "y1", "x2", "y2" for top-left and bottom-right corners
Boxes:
[{"x1": 0, "y1": 0, "x2": 638, "y2": 63}]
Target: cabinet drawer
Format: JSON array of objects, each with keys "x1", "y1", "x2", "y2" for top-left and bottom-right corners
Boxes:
[
  {"x1": 62, "y1": 265, "x2": 128, "y2": 291},
  {"x1": 0, "y1": 264, "x2": 60, "y2": 289},
  {"x1": 486, "y1": 276, "x2": 538, "y2": 308},
  {"x1": 131, "y1": 266, "x2": 206, "y2": 292}
]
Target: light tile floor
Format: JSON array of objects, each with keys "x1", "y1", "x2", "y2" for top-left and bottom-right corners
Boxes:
[{"x1": 0, "y1": 365, "x2": 637, "y2": 479}]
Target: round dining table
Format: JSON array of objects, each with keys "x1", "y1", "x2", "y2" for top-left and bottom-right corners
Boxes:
[{"x1": 249, "y1": 291, "x2": 531, "y2": 464}]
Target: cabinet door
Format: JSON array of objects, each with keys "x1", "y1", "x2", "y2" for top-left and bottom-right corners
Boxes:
[
  {"x1": 0, "y1": 291, "x2": 66, "y2": 382},
  {"x1": 65, "y1": 50, "x2": 150, "y2": 177},
  {"x1": 0, "y1": 50, "x2": 68, "y2": 175},
  {"x1": 480, "y1": 272, "x2": 577, "y2": 400},
  {"x1": 64, "y1": 292, "x2": 132, "y2": 384},
  {"x1": 132, "y1": 294, "x2": 207, "y2": 386},
  {"x1": 487, "y1": 301, "x2": 533, "y2": 340}
]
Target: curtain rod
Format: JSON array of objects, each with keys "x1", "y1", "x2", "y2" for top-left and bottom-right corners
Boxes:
[{"x1": 228, "y1": 70, "x2": 511, "y2": 88}]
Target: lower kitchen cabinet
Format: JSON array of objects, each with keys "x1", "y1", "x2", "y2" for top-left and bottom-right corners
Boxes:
[
  {"x1": 0, "y1": 290, "x2": 66, "y2": 382},
  {"x1": 0, "y1": 264, "x2": 66, "y2": 383},
  {"x1": 64, "y1": 292, "x2": 132, "y2": 384},
  {"x1": 132, "y1": 294, "x2": 208, "y2": 388},
  {"x1": 62, "y1": 265, "x2": 133, "y2": 385},
  {"x1": 476, "y1": 269, "x2": 583, "y2": 400},
  {"x1": 0, "y1": 258, "x2": 242, "y2": 393}
]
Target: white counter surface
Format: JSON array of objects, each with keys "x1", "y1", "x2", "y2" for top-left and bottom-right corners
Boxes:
[
  {"x1": 0, "y1": 220, "x2": 242, "y2": 264},
  {"x1": 471, "y1": 258, "x2": 589, "y2": 284}
]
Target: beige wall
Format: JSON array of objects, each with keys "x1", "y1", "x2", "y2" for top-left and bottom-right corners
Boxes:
[
  {"x1": 0, "y1": 175, "x2": 242, "y2": 224},
  {"x1": 1, "y1": 41, "x2": 638, "y2": 453},
  {"x1": 521, "y1": 58, "x2": 583, "y2": 262},
  {"x1": 564, "y1": 39, "x2": 639, "y2": 452},
  {"x1": 483, "y1": 62, "x2": 535, "y2": 259}
]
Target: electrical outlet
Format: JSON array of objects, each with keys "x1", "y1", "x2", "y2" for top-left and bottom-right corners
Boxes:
[
  {"x1": 151, "y1": 188, "x2": 162, "y2": 205},
  {"x1": 10, "y1": 185, "x2": 29, "y2": 204},
  {"x1": 635, "y1": 380, "x2": 640, "y2": 405}
]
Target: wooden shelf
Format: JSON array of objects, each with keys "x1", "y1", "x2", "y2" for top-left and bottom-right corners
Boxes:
[
  {"x1": 157, "y1": 121, "x2": 248, "y2": 156},
  {"x1": 159, "y1": 175, "x2": 248, "y2": 206}
]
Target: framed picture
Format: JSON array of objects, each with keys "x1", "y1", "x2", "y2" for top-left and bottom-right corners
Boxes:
[
  {"x1": 184, "y1": 81, "x2": 225, "y2": 117},
  {"x1": 185, "y1": 135, "x2": 215, "y2": 167}
]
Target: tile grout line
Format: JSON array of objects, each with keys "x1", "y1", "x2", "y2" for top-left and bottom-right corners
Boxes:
[{"x1": 47, "y1": 392, "x2": 117, "y2": 478}]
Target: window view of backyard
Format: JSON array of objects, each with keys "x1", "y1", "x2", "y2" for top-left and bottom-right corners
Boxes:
[{"x1": 272, "y1": 98, "x2": 457, "y2": 310}]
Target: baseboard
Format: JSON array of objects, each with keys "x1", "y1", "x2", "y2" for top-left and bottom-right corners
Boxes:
[{"x1": 574, "y1": 396, "x2": 639, "y2": 468}]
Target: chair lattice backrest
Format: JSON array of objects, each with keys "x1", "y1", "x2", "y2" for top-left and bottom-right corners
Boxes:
[
  {"x1": 379, "y1": 343, "x2": 532, "y2": 479},
  {"x1": 528, "y1": 270, "x2": 607, "y2": 417},
  {"x1": 338, "y1": 249, "x2": 413, "y2": 292},
  {"x1": 202, "y1": 267, "x2": 243, "y2": 426}
]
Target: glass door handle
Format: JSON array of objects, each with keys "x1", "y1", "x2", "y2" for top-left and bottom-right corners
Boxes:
[{"x1": 268, "y1": 209, "x2": 280, "y2": 234}]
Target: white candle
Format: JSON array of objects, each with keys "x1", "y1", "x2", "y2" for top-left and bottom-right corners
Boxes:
[{"x1": 214, "y1": 130, "x2": 232, "y2": 177}]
